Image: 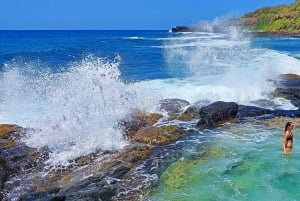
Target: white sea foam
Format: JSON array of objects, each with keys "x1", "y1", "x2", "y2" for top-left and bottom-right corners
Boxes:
[
  {"x1": 154, "y1": 30, "x2": 300, "y2": 108},
  {"x1": 123, "y1": 36, "x2": 145, "y2": 40},
  {"x1": 0, "y1": 55, "x2": 160, "y2": 166},
  {"x1": 154, "y1": 39, "x2": 249, "y2": 49}
]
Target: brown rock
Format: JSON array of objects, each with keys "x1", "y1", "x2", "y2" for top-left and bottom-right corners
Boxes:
[
  {"x1": 0, "y1": 124, "x2": 22, "y2": 139},
  {"x1": 178, "y1": 105, "x2": 200, "y2": 121},
  {"x1": 280, "y1": 73, "x2": 300, "y2": 80},
  {"x1": 131, "y1": 125, "x2": 187, "y2": 145},
  {"x1": 120, "y1": 110, "x2": 163, "y2": 139}
]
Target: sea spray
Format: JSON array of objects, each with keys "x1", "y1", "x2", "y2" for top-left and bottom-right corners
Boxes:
[
  {"x1": 0, "y1": 55, "x2": 160, "y2": 166},
  {"x1": 0, "y1": 60, "x2": 52, "y2": 125},
  {"x1": 160, "y1": 27, "x2": 300, "y2": 107}
]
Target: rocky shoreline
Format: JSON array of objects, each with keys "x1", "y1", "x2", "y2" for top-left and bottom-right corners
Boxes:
[
  {"x1": 1, "y1": 74, "x2": 300, "y2": 200},
  {"x1": 170, "y1": 25, "x2": 300, "y2": 38}
]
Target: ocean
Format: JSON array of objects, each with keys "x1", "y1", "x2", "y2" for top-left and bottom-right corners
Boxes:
[{"x1": 1, "y1": 29, "x2": 300, "y2": 200}]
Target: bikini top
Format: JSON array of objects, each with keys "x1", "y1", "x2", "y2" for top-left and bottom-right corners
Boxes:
[{"x1": 286, "y1": 131, "x2": 293, "y2": 141}]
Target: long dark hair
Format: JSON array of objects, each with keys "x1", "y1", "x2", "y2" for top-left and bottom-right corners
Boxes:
[{"x1": 285, "y1": 122, "x2": 293, "y2": 132}]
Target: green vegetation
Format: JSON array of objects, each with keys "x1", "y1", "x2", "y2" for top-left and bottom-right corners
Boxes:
[{"x1": 240, "y1": 0, "x2": 300, "y2": 33}]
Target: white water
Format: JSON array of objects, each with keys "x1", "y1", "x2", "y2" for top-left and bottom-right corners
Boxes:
[
  {"x1": 0, "y1": 55, "x2": 159, "y2": 166},
  {"x1": 151, "y1": 30, "x2": 300, "y2": 109}
]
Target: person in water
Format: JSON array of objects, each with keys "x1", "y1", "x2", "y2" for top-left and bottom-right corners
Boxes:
[{"x1": 283, "y1": 122, "x2": 294, "y2": 154}]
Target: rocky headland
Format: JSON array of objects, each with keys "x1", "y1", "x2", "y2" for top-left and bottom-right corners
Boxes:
[
  {"x1": 239, "y1": 0, "x2": 300, "y2": 35},
  {"x1": 172, "y1": 1, "x2": 300, "y2": 37}
]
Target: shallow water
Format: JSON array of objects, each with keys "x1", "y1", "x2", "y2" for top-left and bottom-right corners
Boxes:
[{"x1": 147, "y1": 122, "x2": 300, "y2": 201}]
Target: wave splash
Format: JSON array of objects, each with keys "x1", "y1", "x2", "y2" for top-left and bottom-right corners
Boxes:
[
  {"x1": 0, "y1": 55, "x2": 156, "y2": 166},
  {"x1": 161, "y1": 26, "x2": 300, "y2": 108}
]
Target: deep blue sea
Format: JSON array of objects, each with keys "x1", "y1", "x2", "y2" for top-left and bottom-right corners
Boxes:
[{"x1": 1, "y1": 29, "x2": 300, "y2": 200}]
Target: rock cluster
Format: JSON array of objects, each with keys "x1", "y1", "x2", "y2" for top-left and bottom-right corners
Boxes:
[{"x1": 1, "y1": 74, "x2": 300, "y2": 200}]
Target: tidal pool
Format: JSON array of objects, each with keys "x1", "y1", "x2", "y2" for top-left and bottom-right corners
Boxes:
[{"x1": 146, "y1": 121, "x2": 300, "y2": 201}]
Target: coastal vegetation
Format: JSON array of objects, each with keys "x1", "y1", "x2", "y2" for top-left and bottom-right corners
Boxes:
[{"x1": 240, "y1": 0, "x2": 300, "y2": 33}]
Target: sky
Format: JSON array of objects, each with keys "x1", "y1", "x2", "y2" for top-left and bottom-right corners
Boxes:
[{"x1": 0, "y1": 0, "x2": 295, "y2": 30}]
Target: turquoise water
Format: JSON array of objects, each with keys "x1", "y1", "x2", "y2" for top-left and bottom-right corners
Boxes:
[{"x1": 147, "y1": 122, "x2": 300, "y2": 201}]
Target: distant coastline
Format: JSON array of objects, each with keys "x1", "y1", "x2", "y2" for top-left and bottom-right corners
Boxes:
[
  {"x1": 171, "y1": 1, "x2": 300, "y2": 37},
  {"x1": 170, "y1": 25, "x2": 300, "y2": 38}
]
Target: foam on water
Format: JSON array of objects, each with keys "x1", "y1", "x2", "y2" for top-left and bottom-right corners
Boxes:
[
  {"x1": 144, "y1": 29, "x2": 300, "y2": 109},
  {"x1": 0, "y1": 55, "x2": 160, "y2": 166}
]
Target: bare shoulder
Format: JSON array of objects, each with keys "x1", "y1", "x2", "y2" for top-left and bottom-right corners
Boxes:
[{"x1": 283, "y1": 131, "x2": 289, "y2": 138}]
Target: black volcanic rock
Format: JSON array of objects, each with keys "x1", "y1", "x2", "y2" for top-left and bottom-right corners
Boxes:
[
  {"x1": 196, "y1": 101, "x2": 238, "y2": 129},
  {"x1": 171, "y1": 26, "x2": 197, "y2": 32},
  {"x1": 274, "y1": 74, "x2": 300, "y2": 107},
  {"x1": 237, "y1": 105, "x2": 273, "y2": 118}
]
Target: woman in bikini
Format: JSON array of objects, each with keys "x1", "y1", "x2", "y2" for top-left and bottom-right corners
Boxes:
[{"x1": 283, "y1": 122, "x2": 294, "y2": 154}]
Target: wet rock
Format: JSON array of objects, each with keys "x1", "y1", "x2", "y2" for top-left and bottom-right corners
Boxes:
[
  {"x1": 59, "y1": 175, "x2": 113, "y2": 201},
  {"x1": 281, "y1": 74, "x2": 300, "y2": 80},
  {"x1": 130, "y1": 125, "x2": 188, "y2": 145},
  {"x1": 171, "y1": 26, "x2": 197, "y2": 32},
  {"x1": 27, "y1": 144, "x2": 151, "y2": 201},
  {"x1": 54, "y1": 144, "x2": 151, "y2": 200},
  {"x1": 113, "y1": 131, "x2": 194, "y2": 201},
  {"x1": 64, "y1": 190, "x2": 103, "y2": 201},
  {"x1": 0, "y1": 124, "x2": 23, "y2": 139},
  {"x1": 159, "y1": 99, "x2": 190, "y2": 120},
  {"x1": 120, "y1": 110, "x2": 163, "y2": 139},
  {"x1": 260, "y1": 116, "x2": 300, "y2": 128},
  {"x1": 18, "y1": 188, "x2": 64, "y2": 201},
  {"x1": 274, "y1": 74, "x2": 300, "y2": 105},
  {"x1": 0, "y1": 139, "x2": 16, "y2": 152},
  {"x1": 196, "y1": 101, "x2": 238, "y2": 129},
  {"x1": 291, "y1": 99, "x2": 300, "y2": 108},
  {"x1": 275, "y1": 87, "x2": 300, "y2": 100},
  {"x1": 274, "y1": 109, "x2": 300, "y2": 117},
  {"x1": 112, "y1": 144, "x2": 153, "y2": 166},
  {"x1": 178, "y1": 105, "x2": 200, "y2": 121},
  {"x1": 0, "y1": 144, "x2": 46, "y2": 173},
  {"x1": 0, "y1": 125, "x2": 37, "y2": 190},
  {"x1": 237, "y1": 105, "x2": 273, "y2": 118}
]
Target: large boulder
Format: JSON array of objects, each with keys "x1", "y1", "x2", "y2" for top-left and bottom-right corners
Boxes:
[{"x1": 196, "y1": 101, "x2": 238, "y2": 129}]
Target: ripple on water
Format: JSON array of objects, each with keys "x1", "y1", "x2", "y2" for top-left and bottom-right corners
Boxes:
[{"x1": 146, "y1": 122, "x2": 300, "y2": 201}]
